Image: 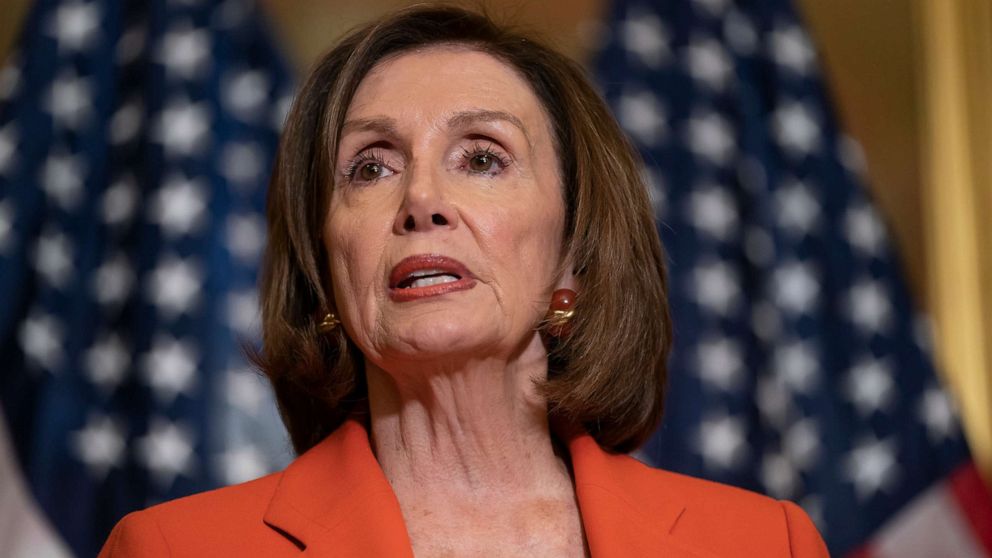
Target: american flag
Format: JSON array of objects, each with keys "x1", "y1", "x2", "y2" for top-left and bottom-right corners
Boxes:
[
  {"x1": 593, "y1": 0, "x2": 992, "y2": 555},
  {"x1": 0, "y1": 0, "x2": 293, "y2": 556}
]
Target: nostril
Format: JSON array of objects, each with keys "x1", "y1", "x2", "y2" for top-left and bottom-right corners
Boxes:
[
  {"x1": 404, "y1": 215, "x2": 415, "y2": 231},
  {"x1": 431, "y1": 213, "x2": 448, "y2": 226}
]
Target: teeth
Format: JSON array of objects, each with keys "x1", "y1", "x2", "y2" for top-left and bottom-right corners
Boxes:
[
  {"x1": 408, "y1": 274, "x2": 459, "y2": 288},
  {"x1": 408, "y1": 269, "x2": 444, "y2": 279}
]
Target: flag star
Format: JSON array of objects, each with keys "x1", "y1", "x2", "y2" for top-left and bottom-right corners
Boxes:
[
  {"x1": 41, "y1": 150, "x2": 87, "y2": 210},
  {"x1": 84, "y1": 334, "x2": 130, "y2": 392},
  {"x1": 215, "y1": 445, "x2": 268, "y2": 485},
  {"x1": 620, "y1": 12, "x2": 670, "y2": 68},
  {"x1": 771, "y1": 101, "x2": 821, "y2": 158},
  {"x1": 696, "y1": 337, "x2": 744, "y2": 391},
  {"x1": 761, "y1": 453, "x2": 799, "y2": 499},
  {"x1": 0, "y1": 122, "x2": 17, "y2": 175},
  {"x1": 226, "y1": 290, "x2": 259, "y2": 335},
  {"x1": 156, "y1": 24, "x2": 211, "y2": 80},
  {"x1": 782, "y1": 418, "x2": 820, "y2": 470},
  {"x1": 692, "y1": 0, "x2": 729, "y2": 17},
  {"x1": 116, "y1": 26, "x2": 146, "y2": 65},
  {"x1": 18, "y1": 311, "x2": 64, "y2": 372},
  {"x1": 844, "y1": 436, "x2": 899, "y2": 500},
  {"x1": 918, "y1": 387, "x2": 958, "y2": 442},
  {"x1": 774, "y1": 179, "x2": 820, "y2": 236},
  {"x1": 692, "y1": 260, "x2": 741, "y2": 316},
  {"x1": 845, "y1": 279, "x2": 893, "y2": 334},
  {"x1": 0, "y1": 63, "x2": 21, "y2": 101},
  {"x1": 45, "y1": 0, "x2": 101, "y2": 52},
  {"x1": 136, "y1": 418, "x2": 196, "y2": 489},
  {"x1": 723, "y1": 10, "x2": 757, "y2": 56},
  {"x1": 845, "y1": 357, "x2": 895, "y2": 415},
  {"x1": 71, "y1": 414, "x2": 125, "y2": 479},
  {"x1": 92, "y1": 253, "x2": 134, "y2": 306},
  {"x1": 750, "y1": 300, "x2": 782, "y2": 342},
  {"x1": 223, "y1": 69, "x2": 270, "y2": 122},
  {"x1": 844, "y1": 202, "x2": 887, "y2": 257},
  {"x1": 768, "y1": 23, "x2": 816, "y2": 75},
  {"x1": 837, "y1": 135, "x2": 868, "y2": 177},
  {"x1": 33, "y1": 228, "x2": 74, "y2": 288},
  {"x1": 686, "y1": 112, "x2": 735, "y2": 167},
  {"x1": 272, "y1": 91, "x2": 295, "y2": 132},
  {"x1": 46, "y1": 70, "x2": 94, "y2": 130},
  {"x1": 744, "y1": 227, "x2": 774, "y2": 267},
  {"x1": 226, "y1": 367, "x2": 268, "y2": 414},
  {"x1": 684, "y1": 36, "x2": 734, "y2": 91},
  {"x1": 756, "y1": 376, "x2": 791, "y2": 428},
  {"x1": 150, "y1": 174, "x2": 208, "y2": 237},
  {"x1": 0, "y1": 200, "x2": 13, "y2": 254},
  {"x1": 109, "y1": 98, "x2": 144, "y2": 145},
  {"x1": 688, "y1": 185, "x2": 738, "y2": 240},
  {"x1": 617, "y1": 89, "x2": 666, "y2": 147},
  {"x1": 147, "y1": 255, "x2": 203, "y2": 318},
  {"x1": 225, "y1": 213, "x2": 266, "y2": 264},
  {"x1": 213, "y1": 0, "x2": 252, "y2": 29},
  {"x1": 800, "y1": 496, "x2": 826, "y2": 533},
  {"x1": 642, "y1": 166, "x2": 666, "y2": 217},
  {"x1": 141, "y1": 335, "x2": 199, "y2": 404},
  {"x1": 772, "y1": 340, "x2": 819, "y2": 394},
  {"x1": 221, "y1": 142, "x2": 266, "y2": 189},
  {"x1": 770, "y1": 260, "x2": 820, "y2": 315},
  {"x1": 913, "y1": 314, "x2": 935, "y2": 357},
  {"x1": 153, "y1": 99, "x2": 211, "y2": 158},
  {"x1": 697, "y1": 413, "x2": 749, "y2": 471},
  {"x1": 102, "y1": 174, "x2": 139, "y2": 227}
]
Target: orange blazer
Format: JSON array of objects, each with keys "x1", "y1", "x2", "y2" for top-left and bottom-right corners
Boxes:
[{"x1": 99, "y1": 417, "x2": 829, "y2": 557}]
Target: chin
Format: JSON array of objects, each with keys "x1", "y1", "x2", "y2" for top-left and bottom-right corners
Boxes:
[{"x1": 382, "y1": 316, "x2": 502, "y2": 362}]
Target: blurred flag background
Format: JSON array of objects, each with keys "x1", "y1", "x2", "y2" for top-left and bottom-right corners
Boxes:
[{"x1": 0, "y1": 0, "x2": 989, "y2": 557}]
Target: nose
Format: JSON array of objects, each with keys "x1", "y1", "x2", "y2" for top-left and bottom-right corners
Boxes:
[{"x1": 392, "y1": 165, "x2": 459, "y2": 234}]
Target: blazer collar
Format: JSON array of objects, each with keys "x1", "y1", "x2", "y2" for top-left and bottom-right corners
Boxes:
[{"x1": 263, "y1": 417, "x2": 712, "y2": 557}]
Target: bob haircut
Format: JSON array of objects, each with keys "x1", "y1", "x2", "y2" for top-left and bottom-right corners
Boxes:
[{"x1": 256, "y1": 4, "x2": 672, "y2": 455}]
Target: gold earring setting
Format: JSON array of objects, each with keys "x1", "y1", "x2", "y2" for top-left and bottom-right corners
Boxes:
[{"x1": 318, "y1": 312, "x2": 340, "y2": 333}]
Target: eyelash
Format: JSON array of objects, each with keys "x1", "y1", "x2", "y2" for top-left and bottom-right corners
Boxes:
[{"x1": 341, "y1": 142, "x2": 512, "y2": 184}]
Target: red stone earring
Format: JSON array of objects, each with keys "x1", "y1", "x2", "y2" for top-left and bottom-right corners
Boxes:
[{"x1": 545, "y1": 289, "x2": 577, "y2": 338}]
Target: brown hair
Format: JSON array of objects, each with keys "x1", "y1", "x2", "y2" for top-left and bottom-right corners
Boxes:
[{"x1": 256, "y1": 4, "x2": 672, "y2": 455}]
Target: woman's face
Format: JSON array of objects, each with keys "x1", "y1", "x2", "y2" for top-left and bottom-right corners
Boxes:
[{"x1": 324, "y1": 46, "x2": 570, "y2": 370}]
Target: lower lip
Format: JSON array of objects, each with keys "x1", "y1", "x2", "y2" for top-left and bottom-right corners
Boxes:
[{"x1": 388, "y1": 277, "x2": 477, "y2": 302}]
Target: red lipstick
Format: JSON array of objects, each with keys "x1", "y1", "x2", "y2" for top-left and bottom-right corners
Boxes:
[{"x1": 388, "y1": 254, "x2": 477, "y2": 302}]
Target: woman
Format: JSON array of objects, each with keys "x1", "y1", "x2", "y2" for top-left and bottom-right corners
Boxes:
[{"x1": 100, "y1": 5, "x2": 828, "y2": 557}]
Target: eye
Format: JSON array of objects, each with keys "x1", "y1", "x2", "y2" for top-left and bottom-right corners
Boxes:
[
  {"x1": 460, "y1": 143, "x2": 511, "y2": 176},
  {"x1": 343, "y1": 148, "x2": 395, "y2": 184},
  {"x1": 468, "y1": 153, "x2": 497, "y2": 173}
]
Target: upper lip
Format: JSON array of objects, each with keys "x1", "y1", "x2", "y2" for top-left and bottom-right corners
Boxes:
[{"x1": 388, "y1": 254, "x2": 474, "y2": 289}]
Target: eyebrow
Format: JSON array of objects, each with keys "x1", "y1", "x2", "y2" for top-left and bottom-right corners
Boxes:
[{"x1": 340, "y1": 109, "x2": 532, "y2": 148}]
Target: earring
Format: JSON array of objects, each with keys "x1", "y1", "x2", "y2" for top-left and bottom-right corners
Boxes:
[
  {"x1": 545, "y1": 289, "x2": 577, "y2": 338},
  {"x1": 317, "y1": 312, "x2": 340, "y2": 333}
]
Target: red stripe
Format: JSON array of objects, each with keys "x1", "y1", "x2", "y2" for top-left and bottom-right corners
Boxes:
[{"x1": 948, "y1": 462, "x2": 992, "y2": 555}]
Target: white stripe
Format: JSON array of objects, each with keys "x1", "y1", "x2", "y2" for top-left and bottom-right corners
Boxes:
[{"x1": 873, "y1": 477, "x2": 984, "y2": 558}]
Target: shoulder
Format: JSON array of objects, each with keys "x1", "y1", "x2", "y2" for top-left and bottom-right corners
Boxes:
[{"x1": 98, "y1": 472, "x2": 299, "y2": 558}]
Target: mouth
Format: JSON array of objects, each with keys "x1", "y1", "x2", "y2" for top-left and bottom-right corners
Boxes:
[{"x1": 388, "y1": 254, "x2": 477, "y2": 302}]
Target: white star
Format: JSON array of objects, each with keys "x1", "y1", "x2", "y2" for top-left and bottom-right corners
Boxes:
[
  {"x1": 762, "y1": 452, "x2": 799, "y2": 499},
  {"x1": 272, "y1": 91, "x2": 295, "y2": 132},
  {"x1": 687, "y1": 185, "x2": 738, "y2": 240},
  {"x1": 845, "y1": 356, "x2": 895, "y2": 415},
  {"x1": 156, "y1": 24, "x2": 211, "y2": 80},
  {"x1": 223, "y1": 69, "x2": 269, "y2": 122},
  {"x1": 46, "y1": 69, "x2": 94, "y2": 130},
  {"x1": 102, "y1": 174, "x2": 139, "y2": 227},
  {"x1": 774, "y1": 178, "x2": 820, "y2": 236},
  {"x1": 0, "y1": 122, "x2": 17, "y2": 175},
  {"x1": 684, "y1": 35, "x2": 734, "y2": 91},
  {"x1": 642, "y1": 167, "x2": 666, "y2": 217},
  {"x1": 45, "y1": 0, "x2": 101, "y2": 52},
  {"x1": 146, "y1": 255, "x2": 203, "y2": 318},
  {"x1": 116, "y1": 26, "x2": 146, "y2": 65},
  {"x1": 617, "y1": 89, "x2": 666, "y2": 147},
  {"x1": 844, "y1": 436, "x2": 899, "y2": 500},
  {"x1": 686, "y1": 111, "x2": 735, "y2": 167},
  {"x1": 782, "y1": 418, "x2": 820, "y2": 470},
  {"x1": 136, "y1": 418, "x2": 196, "y2": 489},
  {"x1": 0, "y1": 63, "x2": 21, "y2": 101},
  {"x1": 771, "y1": 101, "x2": 821, "y2": 158},
  {"x1": 744, "y1": 227, "x2": 774, "y2": 267},
  {"x1": 220, "y1": 142, "x2": 266, "y2": 189},
  {"x1": 84, "y1": 334, "x2": 130, "y2": 392},
  {"x1": 153, "y1": 99, "x2": 211, "y2": 158},
  {"x1": 71, "y1": 413, "x2": 125, "y2": 479},
  {"x1": 32, "y1": 228, "x2": 74, "y2": 289},
  {"x1": 800, "y1": 495, "x2": 826, "y2": 532},
  {"x1": 18, "y1": 311, "x2": 64, "y2": 372},
  {"x1": 215, "y1": 445, "x2": 267, "y2": 485},
  {"x1": 696, "y1": 337, "x2": 744, "y2": 391},
  {"x1": 109, "y1": 98, "x2": 144, "y2": 145},
  {"x1": 768, "y1": 23, "x2": 816, "y2": 75},
  {"x1": 226, "y1": 367, "x2": 268, "y2": 414},
  {"x1": 845, "y1": 279, "x2": 892, "y2": 334},
  {"x1": 772, "y1": 340, "x2": 819, "y2": 394},
  {"x1": 844, "y1": 202, "x2": 887, "y2": 257},
  {"x1": 225, "y1": 289, "x2": 259, "y2": 335},
  {"x1": 692, "y1": 0, "x2": 729, "y2": 17},
  {"x1": 723, "y1": 10, "x2": 757, "y2": 56},
  {"x1": 150, "y1": 174, "x2": 208, "y2": 237},
  {"x1": 225, "y1": 213, "x2": 266, "y2": 264},
  {"x1": 918, "y1": 387, "x2": 958, "y2": 442},
  {"x1": 692, "y1": 260, "x2": 740, "y2": 316},
  {"x1": 756, "y1": 375, "x2": 791, "y2": 428},
  {"x1": 697, "y1": 412, "x2": 749, "y2": 471},
  {"x1": 838, "y1": 135, "x2": 868, "y2": 177},
  {"x1": 771, "y1": 260, "x2": 820, "y2": 315},
  {"x1": 0, "y1": 200, "x2": 13, "y2": 254},
  {"x1": 40, "y1": 150, "x2": 86, "y2": 210},
  {"x1": 141, "y1": 335, "x2": 199, "y2": 404},
  {"x1": 621, "y1": 12, "x2": 670, "y2": 68},
  {"x1": 92, "y1": 253, "x2": 134, "y2": 306},
  {"x1": 750, "y1": 300, "x2": 782, "y2": 342}
]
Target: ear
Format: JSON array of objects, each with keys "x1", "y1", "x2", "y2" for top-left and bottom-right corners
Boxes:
[{"x1": 554, "y1": 253, "x2": 580, "y2": 292}]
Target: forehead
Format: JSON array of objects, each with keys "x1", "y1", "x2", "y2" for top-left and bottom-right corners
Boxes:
[{"x1": 344, "y1": 46, "x2": 550, "y2": 132}]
